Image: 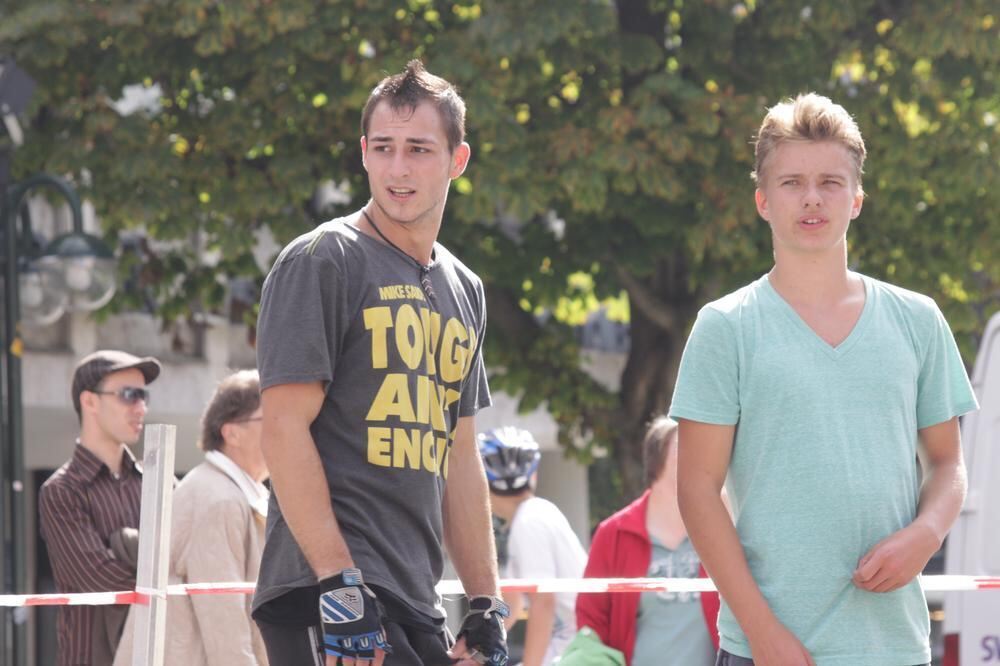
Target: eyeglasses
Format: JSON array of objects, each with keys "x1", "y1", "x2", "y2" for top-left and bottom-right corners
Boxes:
[
  {"x1": 92, "y1": 386, "x2": 150, "y2": 406},
  {"x1": 230, "y1": 416, "x2": 262, "y2": 424}
]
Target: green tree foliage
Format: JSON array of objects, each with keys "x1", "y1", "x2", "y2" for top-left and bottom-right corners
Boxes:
[{"x1": 5, "y1": 0, "x2": 1000, "y2": 510}]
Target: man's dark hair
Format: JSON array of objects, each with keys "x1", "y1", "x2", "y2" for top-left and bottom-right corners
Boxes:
[
  {"x1": 361, "y1": 60, "x2": 466, "y2": 152},
  {"x1": 199, "y1": 370, "x2": 260, "y2": 452},
  {"x1": 71, "y1": 349, "x2": 161, "y2": 420}
]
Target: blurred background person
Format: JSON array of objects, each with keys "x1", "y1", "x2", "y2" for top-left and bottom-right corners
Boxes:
[
  {"x1": 576, "y1": 417, "x2": 720, "y2": 665},
  {"x1": 479, "y1": 427, "x2": 587, "y2": 665},
  {"x1": 115, "y1": 369, "x2": 268, "y2": 665},
  {"x1": 39, "y1": 350, "x2": 160, "y2": 666}
]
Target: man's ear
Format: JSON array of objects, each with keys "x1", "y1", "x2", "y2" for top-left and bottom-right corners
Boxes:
[
  {"x1": 450, "y1": 142, "x2": 471, "y2": 179},
  {"x1": 79, "y1": 390, "x2": 99, "y2": 416},
  {"x1": 851, "y1": 189, "x2": 864, "y2": 220},
  {"x1": 360, "y1": 136, "x2": 369, "y2": 171},
  {"x1": 755, "y1": 188, "x2": 770, "y2": 221},
  {"x1": 220, "y1": 422, "x2": 237, "y2": 448}
]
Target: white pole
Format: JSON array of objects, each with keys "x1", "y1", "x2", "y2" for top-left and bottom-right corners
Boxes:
[{"x1": 130, "y1": 424, "x2": 176, "y2": 666}]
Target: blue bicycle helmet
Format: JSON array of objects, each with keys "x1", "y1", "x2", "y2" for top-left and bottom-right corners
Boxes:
[{"x1": 477, "y1": 427, "x2": 541, "y2": 495}]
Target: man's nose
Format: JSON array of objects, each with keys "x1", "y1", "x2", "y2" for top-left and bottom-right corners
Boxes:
[
  {"x1": 802, "y1": 184, "x2": 822, "y2": 207},
  {"x1": 390, "y1": 151, "x2": 410, "y2": 178}
]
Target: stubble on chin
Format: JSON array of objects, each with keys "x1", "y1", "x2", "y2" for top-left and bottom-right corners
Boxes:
[
  {"x1": 372, "y1": 196, "x2": 445, "y2": 229},
  {"x1": 123, "y1": 427, "x2": 143, "y2": 447}
]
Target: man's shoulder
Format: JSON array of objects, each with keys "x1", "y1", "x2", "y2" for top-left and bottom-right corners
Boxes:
[
  {"x1": 38, "y1": 461, "x2": 89, "y2": 525},
  {"x1": 511, "y1": 496, "x2": 570, "y2": 532},
  {"x1": 865, "y1": 274, "x2": 939, "y2": 315},
  {"x1": 175, "y1": 462, "x2": 244, "y2": 505},
  {"x1": 701, "y1": 278, "x2": 765, "y2": 317},
  {"x1": 271, "y1": 216, "x2": 366, "y2": 270},
  {"x1": 687, "y1": 279, "x2": 766, "y2": 339},
  {"x1": 434, "y1": 243, "x2": 484, "y2": 291},
  {"x1": 40, "y1": 460, "x2": 81, "y2": 496}
]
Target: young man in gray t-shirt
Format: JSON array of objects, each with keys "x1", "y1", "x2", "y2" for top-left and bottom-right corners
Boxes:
[{"x1": 253, "y1": 61, "x2": 509, "y2": 666}]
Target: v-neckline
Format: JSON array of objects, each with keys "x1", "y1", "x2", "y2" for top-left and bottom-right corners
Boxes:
[{"x1": 761, "y1": 273, "x2": 873, "y2": 359}]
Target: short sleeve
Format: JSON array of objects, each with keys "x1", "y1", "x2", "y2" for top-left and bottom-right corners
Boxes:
[
  {"x1": 459, "y1": 281, "x2": 491, "y2": 417},
  {"x1": 915, "y1": 304, "x2": 978, "y2": 429},
  {"x1": 668, "y1": 306, "x2": 741, "y2": 425},
  {"x1": 256, "y1": 252, "x2": 349, "y2": 390}
]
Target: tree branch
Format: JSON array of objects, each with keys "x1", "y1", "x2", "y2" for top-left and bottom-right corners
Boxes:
[
  {"x1": 483, "y1": 284, "x2": 542, "y2": 347},
  {"x1": 615, "y1": 266, "x2": 677, "y2": 333}
]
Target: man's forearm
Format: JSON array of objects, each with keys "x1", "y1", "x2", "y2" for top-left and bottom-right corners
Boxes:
[
  {"x1": 443, "y1": 443, "x2": 499, "y2": 597},
  {"x1": 503, "y1": 591, "x2": 524, "y2": 631},
  {"x1": 913, "y1": 459, "x2": 967, "y2": 545},
  {"x1": 521, "y1": 593, "x2": 556, "y2": 666},
  {"x1": 264, "y1": 425, "x2": 353, "y2": 579},
  {"x1": 680, "y1": 483, "x2": 776, "y2": 637}
]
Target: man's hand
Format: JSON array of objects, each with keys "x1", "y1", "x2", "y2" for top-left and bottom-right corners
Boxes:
[
  {"x1": 853, "y1": 523, "x2": 940, "y2": 593},
  {"x1": 318, "y1": 568, "x2": 390, "y2": 666},
  {"x1": 746, "y1": 618, "x2": 815, "y2": 666},
  {"x1": 448, "y1": 596, "x2": 509, "y2": 665}
]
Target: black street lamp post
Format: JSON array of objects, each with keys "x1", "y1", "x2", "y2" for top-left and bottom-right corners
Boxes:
[
  {"x1": 1, "y1": 54, "x2": 118, "y2": 666},
  {"x1": 1, "y1": 174, "x2": 118, "y2": 666}
]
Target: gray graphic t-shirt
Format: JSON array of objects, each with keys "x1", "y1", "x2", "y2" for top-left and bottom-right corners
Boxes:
[
  {"x1": 632, "y1": 538, "x2": 714, "y2": 666},
  {"x1": 253, "y1": 216, "x2": 491, "y2": 620}
]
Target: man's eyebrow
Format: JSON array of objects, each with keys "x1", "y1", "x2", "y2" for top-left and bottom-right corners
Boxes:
[
  {"x1": 774, "y1": 171, "x2": 848, "y2": 180},
  {"x1": 368, "y1": 135, "x2": 439, "y2": 145}
]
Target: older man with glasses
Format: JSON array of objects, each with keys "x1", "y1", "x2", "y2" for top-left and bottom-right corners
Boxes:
[
  {"x1": 114, "y1": 369, "x2": 269, "y2": 666},
  {"x1": 39, "y1": 349, "x2": 161, "y2": 666}
]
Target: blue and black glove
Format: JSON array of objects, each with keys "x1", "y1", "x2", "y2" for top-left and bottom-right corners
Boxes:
[
  {"x1": 455, "y1": 595, "x2": 509, "y2": 665},
  {"x1": 318, "y1": 568, "x2": 391, "y2": 660}
]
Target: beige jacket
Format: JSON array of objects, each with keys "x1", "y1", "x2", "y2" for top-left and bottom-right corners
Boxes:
[{"x1": 115, "y1": 459, "x2": 268, "y2": 665}]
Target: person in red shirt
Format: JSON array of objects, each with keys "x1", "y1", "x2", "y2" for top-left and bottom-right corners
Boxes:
[{"x1": 576, "y1": 417, "x2": 720, "y2": 665}]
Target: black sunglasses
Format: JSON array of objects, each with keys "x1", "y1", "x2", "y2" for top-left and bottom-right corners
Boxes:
[{"x1": 92, "y1": 386, "x2": 150, "y2": 406}]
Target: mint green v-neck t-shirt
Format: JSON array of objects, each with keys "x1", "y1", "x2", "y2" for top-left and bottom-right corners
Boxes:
[{"x1": 668, "y1": 273, "x2": 978, "y2": 666}]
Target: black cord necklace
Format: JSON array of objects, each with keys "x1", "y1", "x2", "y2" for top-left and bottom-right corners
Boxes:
[{"x1": 362, "y1": 209, "x2": 438, "y2": 307}]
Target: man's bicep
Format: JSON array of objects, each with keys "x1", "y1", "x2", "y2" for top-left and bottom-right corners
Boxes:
[
  {"x1": 677, "y1": 419, "x2": 735, "y2": 490},
  {"x1": 917, "y1": 416, "x2": 962, "y2": 468},
  {"x1": 261, "y1": 382, "x2": 325, "y2": 426},
  {"x1": 451, "y1": 415, "x2": 478, "y2": 453}
]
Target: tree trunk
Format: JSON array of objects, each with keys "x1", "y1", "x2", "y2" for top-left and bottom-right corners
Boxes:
[{"x1": 612, "y1": 301, "x2": 688, "y2": 500}]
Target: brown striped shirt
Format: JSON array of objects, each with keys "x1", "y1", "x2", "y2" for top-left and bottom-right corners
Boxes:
[{"x1": 39, "y1": 443, "x2": 142, "y2": 666}]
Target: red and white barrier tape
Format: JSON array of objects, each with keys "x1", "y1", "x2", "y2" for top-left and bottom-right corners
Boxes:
[{"x1": 3, "y1": 576, "x2": 998, "y2": 608}]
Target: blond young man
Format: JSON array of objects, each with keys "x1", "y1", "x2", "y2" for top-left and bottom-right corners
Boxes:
[{"x1": 669, "y1": 94, "x2": 977, "y2": 666}]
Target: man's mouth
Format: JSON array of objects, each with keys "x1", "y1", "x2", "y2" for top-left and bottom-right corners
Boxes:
[
  {"x1": 800, "y1": 217, "x2": 825, "y2": 226},
  {"x1": 389, "y1": 187, "x2": 415, "y2": 197}
]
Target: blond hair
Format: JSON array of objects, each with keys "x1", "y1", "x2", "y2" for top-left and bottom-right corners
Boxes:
[{"x1": 752, "y1": 93, "x2": 866, "y2": 192}]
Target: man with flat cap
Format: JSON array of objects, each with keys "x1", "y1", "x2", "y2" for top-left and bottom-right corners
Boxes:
[{"x1": 39, "y1": 349, "x2": 161, "y2": 666}]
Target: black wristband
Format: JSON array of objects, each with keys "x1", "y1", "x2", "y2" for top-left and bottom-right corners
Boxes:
[{"x1": 456, "y1": 596, "x2": 509, "y2": 666}]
